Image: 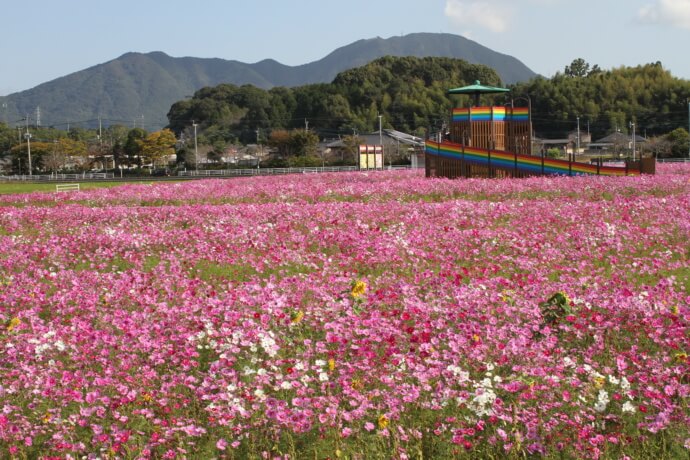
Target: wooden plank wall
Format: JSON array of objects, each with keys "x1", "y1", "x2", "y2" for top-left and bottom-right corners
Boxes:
[
  {"x1": 450, "y1": 121, "x2": 507, "y2": 150},
  {"x1": 506, "y1": 123, "x2": 531, "y2": 155}
]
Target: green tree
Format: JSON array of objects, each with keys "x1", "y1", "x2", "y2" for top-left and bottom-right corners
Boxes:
[
  {"x1": 341, "y1": 134, "x2": 364, "y2": 165},
  {"x1": 124, "y1": 128, "x2": 147, "y2": 167},
  {"x1": 288, "y1": 130, "x2": 319, "y2": 157},
  {"x1": 564, "y1": 58, "x2": 590, "y2": 78},
  {"x1": 664, "y1": 128, "x2": 689, "y2": 158}
]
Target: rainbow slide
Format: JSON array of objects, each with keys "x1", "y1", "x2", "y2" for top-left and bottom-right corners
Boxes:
[{"x1": 425, "y1": 140, "x2": 639, "y2": 177}]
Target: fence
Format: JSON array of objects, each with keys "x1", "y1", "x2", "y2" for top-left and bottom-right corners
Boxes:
[
  {"x1": 55, "y1": 183, "x2": 80, "y2": 193},
  {"x1": 0, "y1": 172, "x2": 114, "y2": 182},
  {"x1": 178, "y1": 166, "x2": 411, "y2": 177},
  {"x1": 0, "y1": 167, "x2": 413, "y2": 183},
  {"x1": 657, "y1": 158, "x2": 690, "y2": 163}
]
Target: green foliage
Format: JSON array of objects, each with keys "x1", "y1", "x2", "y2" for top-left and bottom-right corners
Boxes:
[
  {"x1": 545, "y1": 148, "x2": 562, "y2": 158},
  {"x1": 167, "y1": 57, "x2": 690, "y2": 151},
  {"x1": 664, "y1": 127, "x2": 689, "y2": 158},
  {"x1": 166, "y1": 56, "x2": 504, "y2": 146},
  {"x1": 539, "y1": 292, "x2": 572, "y2": 327},
  {"x1": 124, "y1": 128, "x2": 147, "y2": 166},
  {"x1": 564, "y1": 58, "x2": 600, "y2": 78},
  {"x1": 511, "y1": 61, "x2": 690, "y2": 139}
]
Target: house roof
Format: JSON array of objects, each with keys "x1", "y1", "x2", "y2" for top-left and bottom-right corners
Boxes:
[
  {"x1": 593, "y1": 132, "x2": 647, "y2": 144},
  {"x1": 535, "y1": 138, "x2": 571, "y2": 145},
  {"x1": 325, "y1": 129, "x2": 424, "y2": 148},
  {"x1": 382, "y1": 129, "x2": 424, "y2": 146}
]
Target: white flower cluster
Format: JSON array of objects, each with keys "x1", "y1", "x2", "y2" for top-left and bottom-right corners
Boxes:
[
  {"x1": 28, "y1": 330, "x2": 66, "y2": 358},
  {"x1": 258, "y1": 331, "x2": 279, "y2": 358},
  {"x1": 594, "y1": 389, "x2": 609, "y2": 413},
  {"x1": 580, "y1": 365, "x2": 634, "y2": 414},
  {"x1": 469, "y1": 377, "x2": 497, "y2": 417},
  {"x1": 467, "y1": 365, "x2": 500, "y2": 418},
  {"x1": 446, "y1": 364, "x2": 470, "y2": 383}
]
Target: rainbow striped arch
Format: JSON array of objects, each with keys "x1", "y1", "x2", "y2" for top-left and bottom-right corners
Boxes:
[{"x1": 425, "y1": 140, "x2": 639, "y2": 177}]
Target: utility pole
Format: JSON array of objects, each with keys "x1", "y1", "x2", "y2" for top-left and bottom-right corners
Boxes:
[
  {"x1": 576, "y1": 116, "x2": 580, "y2": 155},
  {"x1": 305, "y1": 119, "x2": 308, "y2": 131},
  {"x1": 630, "y1": 121, "x2": 636, "y2": 161},
  {"x1": 378, "y1": 114, "x2": 383, "y2": 146},
  {"x1": 256, "y1": 128, "x2": 261, "y2": 169},
  {"x1": 192, "y1": 121, "x2": 198, "y2": 171},
  {"x1": 378, "y1": 114, "x2": 383, "y2": 169},
  {"x1": 24, "y1": 116, "x2": 32, "y2": 176},
  {"x1": 25, "y1": 132, "x2": 32, "y2": 176}
]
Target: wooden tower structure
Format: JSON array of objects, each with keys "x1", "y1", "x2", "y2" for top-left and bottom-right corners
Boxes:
[{"x1": 425, "y1": 81, "x2": 653, "y2": 178}]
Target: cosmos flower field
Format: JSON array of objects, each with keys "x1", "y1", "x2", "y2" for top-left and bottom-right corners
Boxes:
[{"x1": 1, "y1": 165, "x2": 689, "y2": 459}]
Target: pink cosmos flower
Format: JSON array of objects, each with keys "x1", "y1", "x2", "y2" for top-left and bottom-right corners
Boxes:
[{"x1": 216, "y1": 438, "x2": 228, "y2": 450}]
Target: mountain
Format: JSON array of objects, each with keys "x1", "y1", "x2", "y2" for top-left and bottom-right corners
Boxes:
[{"x1": 0, "y1": 33, "x2": 537, "y2": 130}]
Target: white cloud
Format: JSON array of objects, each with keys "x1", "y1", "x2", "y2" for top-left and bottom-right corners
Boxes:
[
  {"x1": 444, "y1": 0, "x2": 514, "y2": 33},
  {"x1": 638, "y1": 0, "x2": 690, "y2": 29}
]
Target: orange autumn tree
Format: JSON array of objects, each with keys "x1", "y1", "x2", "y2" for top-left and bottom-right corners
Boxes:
[{"x1": 138, "y1": 129, "x2": 177, "y2": 168}]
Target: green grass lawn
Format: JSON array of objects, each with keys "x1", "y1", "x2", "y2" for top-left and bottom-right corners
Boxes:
[{"x1": 0, "y1": 181, "x2": 168, "y2": 195}]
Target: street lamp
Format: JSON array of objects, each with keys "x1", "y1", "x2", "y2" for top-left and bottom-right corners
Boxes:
[{"x1": 24, "y1": 131, "x2": 32, "y2": 176}]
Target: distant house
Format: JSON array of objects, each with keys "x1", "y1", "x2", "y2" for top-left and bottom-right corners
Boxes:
[
  {"x1": 567, "y1": 131, "x2": 591, "y2": 152},
  {"x1": 324, "y1": 129, "x2": 425, "y2": 167},
  {"x1": 588, "y1": 132, "x2": 646, "y2": 153},
  {"x1": 534, "y1": 131, "x2": 593, "y2": 155},
  {"x1": 534, "y1": 138, "x2": 572, "y2": 155}
]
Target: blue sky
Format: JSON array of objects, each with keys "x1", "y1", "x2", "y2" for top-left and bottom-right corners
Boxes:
[{"x1": 1, "y1": 0, "x2": 689, "y2": 95}]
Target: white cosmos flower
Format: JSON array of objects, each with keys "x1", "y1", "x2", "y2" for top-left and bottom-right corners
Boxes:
[{"x1": 594, "y1": 389, "x2": 609, "y2": 413}]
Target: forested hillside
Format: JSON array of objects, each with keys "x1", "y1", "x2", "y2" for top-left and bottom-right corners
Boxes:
[
  {"x1": 167, "y1": 57, "x2": 690, "y2": 147},
  {"x1": 166, "y1": 56, "x2": 503, "y2": 144},
  {"x1": 512, "y1": 60, "x2": 690, "y2": 139}
]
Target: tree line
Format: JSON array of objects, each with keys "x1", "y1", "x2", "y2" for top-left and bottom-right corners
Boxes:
[
  {"x1": 168, "y1": 56, "x2": 690, "y2": 160},
  {"x1": 0, "y1": 124, "x2": 176, "y2": 175},
  {"x1": 512, "y1": 59, "x2": 690, "y2": 141},
  {"x1": 166, "y1": 56, "x2": 501, "y2": 165},
  {"x1": 1, "y1": 56, "x2": 689, "y2": 174}
]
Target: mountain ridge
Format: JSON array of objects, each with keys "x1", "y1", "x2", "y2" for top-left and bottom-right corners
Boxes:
[{"x1": 0, "y1": 33, "x2": 538, "y2": 129}]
